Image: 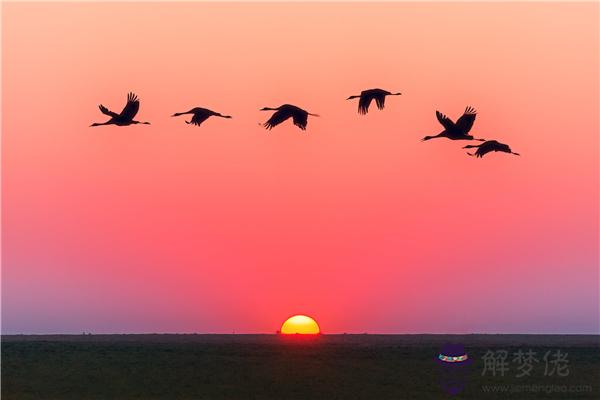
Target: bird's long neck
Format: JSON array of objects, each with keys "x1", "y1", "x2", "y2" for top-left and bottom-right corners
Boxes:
[
  {"x1": 90, "y1": 121, "x2": 111, "y2": 127},
  {"x1": 390, "y1": 92, "x2": 402, "y2": 96},
  {"x1": 422, "y1": 132, "x2": 445, "y2": 141},
  {"x1": 347, "y1": 95, "x2": 360, "y2": 100},
  {"x1": 262, "y1": 107, "x2": 278, "y2": 111},
  {"x1": 173, "y1": 110, "x2": 193, "y2": 116},
  {"x1": 216, "y1": 113, "x2": 232, "y2": 118}
]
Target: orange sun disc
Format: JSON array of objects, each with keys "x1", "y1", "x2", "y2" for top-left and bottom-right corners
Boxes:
[{"x1": 280, "y1": 315, "x2": 320, "y2": 334}]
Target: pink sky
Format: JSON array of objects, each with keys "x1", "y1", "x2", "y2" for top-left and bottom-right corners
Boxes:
[{"x1": 2, "y1": 2, "x2": 598, "y2": 334}]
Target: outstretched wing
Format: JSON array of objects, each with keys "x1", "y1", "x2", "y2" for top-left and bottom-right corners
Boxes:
[
  {"x1": 292, "y1": 110, "x2": 309, "y2": 130},
  {"x1": 263, "y1": 110, "x2": 292, "y2": 130},
  {"x1": 374, "y1": 94, "x2": 386, "y2": 110},
  {"x1": 470, "y1": 141, "x2": 494, "y2": 158},
  {"x1": 455, "y1": 106, "x2": 477, "y2": 134},
  {"x1": 474, "y1": 146, "x2": 491, "y2": 158},
  {"x1": 98, "y1": 104, "x2": 119, "y2": 118},
  {"x1": 118, "y1": 92, "x2": 140, "y2": 121},
  {"x1": 188, "y1": 112, "x2": 211, "y2": 126},
  {"x1": 435, "y1": 111, "x2": 455, "y2": 130},
  {"x1": 358, "y1": 95, "x2": 373, "y2": 115}
]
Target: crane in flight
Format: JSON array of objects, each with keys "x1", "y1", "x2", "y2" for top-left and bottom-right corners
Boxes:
[
  {"x1": 172, "y1": 107, "x2": 232, "y2": 126},
  {"x1": 90, "y1": 92, "x2": 150, "y2": 127},
  {"x1": 346, "y1": 88, "x2": 402, "y2": 115},
  {"x1": 260, "y1": 104, "x2": 319, "y2": 131},
  {"x1": 422, "y1": 107, "x2": 484, "y2": 141},
  {"x1": 463, "y1": 140, "x2": 520, "y2": 158}
]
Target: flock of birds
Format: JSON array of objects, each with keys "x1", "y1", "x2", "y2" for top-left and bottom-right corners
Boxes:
[{"x1": 91, "y1": 89, "x2": 520, "y2": 158}]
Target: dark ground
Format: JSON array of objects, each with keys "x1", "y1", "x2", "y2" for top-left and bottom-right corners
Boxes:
[{"x1": 2, "y1": 334, "x2": 599, "y2": 399}]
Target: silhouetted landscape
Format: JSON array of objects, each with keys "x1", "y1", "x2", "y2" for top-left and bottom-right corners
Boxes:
[{"x1": 3, "y1": 334, "x2": 598, "y2": 399}]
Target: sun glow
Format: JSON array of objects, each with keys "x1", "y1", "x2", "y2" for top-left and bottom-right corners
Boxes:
[{"x1": 280, "y1": 315, "x2": 321, "y2": 335}]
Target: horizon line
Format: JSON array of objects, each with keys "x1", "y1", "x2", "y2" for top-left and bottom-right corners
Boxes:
[{"x1": 3, "y1": 332, "x2": 599, "y2": 336}]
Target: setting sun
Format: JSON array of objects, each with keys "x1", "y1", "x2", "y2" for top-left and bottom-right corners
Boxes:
[{"x1": 280, "y1": 315, "x2": 321, "y2": 335}]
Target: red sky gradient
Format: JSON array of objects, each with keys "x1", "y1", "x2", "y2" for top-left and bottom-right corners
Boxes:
[{"x1": 2, "y1": 2, "x2": 598, "y2": 334}]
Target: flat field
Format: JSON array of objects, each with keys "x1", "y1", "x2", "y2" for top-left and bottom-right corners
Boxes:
[{"x1": 2, "y1": 334, "x2": 598, "y2": 399}]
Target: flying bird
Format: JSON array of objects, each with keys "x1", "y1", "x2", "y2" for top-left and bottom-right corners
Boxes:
[
  {"x1": 346, "y1": 88, "x2": 402, "y2": 114},
  {"x1": 463, "y1": 140, "x2": 520, "y2": 158},
  {"x1": 422, "y1": 106, "x2": 484, "y2": 141},
  {"x1": 90, "y1": 92, "x2": 150, "y2": 127},
  {"x1": 172, "y1": 107, "x2": 232, "y2": 126},
  {"x1": 260, "y1": 104, "x2": 319, "y2": 131}
]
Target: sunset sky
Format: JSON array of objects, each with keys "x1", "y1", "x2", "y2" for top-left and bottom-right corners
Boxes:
[{"x1": 2, "y1": 2, "x2": 598, "y2": 334}]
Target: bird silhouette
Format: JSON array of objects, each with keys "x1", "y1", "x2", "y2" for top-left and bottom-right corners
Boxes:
[
  {"x1": 346, "y1": 88, "x2": 402, "y2": 114},
  {"x1": 172, "y1": 107, "x2": 232, "y2": 126},
  {"x1": 260, "y1": 104, "x2": 319, "y2": 131},
  {"x1": 463, "y1": 140, "x2": 520, "y2": 158},
  {"x1": 421, "y1": 106, "x2": 484, "y2": 141},
  {"x1": 90, "y1": 92, "x2": 150, "y2": 127}
]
